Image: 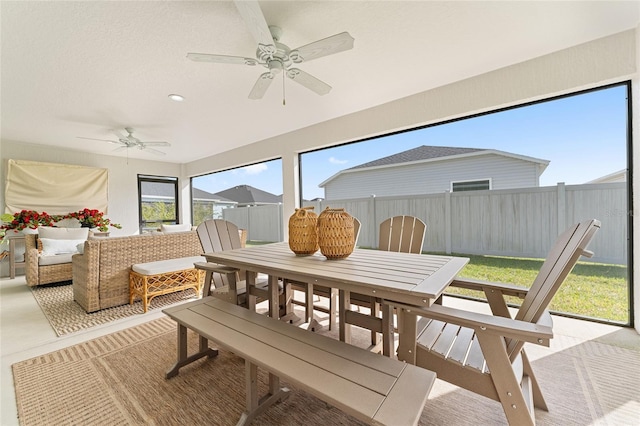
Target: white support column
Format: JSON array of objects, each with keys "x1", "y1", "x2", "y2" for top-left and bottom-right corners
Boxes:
[
  {"x1": 180, "y1": 177, "x2": 192, "y2": 226},
  {"x1": 281, "y1": 151, "x2": 300, "y2": 242}
]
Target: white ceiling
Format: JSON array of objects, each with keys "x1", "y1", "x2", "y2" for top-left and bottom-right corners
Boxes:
[{"x1": 1, "y1": 1, "x2": 638, "y2": 163}]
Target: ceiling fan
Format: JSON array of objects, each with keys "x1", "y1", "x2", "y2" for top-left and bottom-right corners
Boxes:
[
  {"x1": 78, "y1": 128, "x2": 171, "y2": 155},
  {"x1": 187, "y1": 0, "x2": 354, "y2": 102}
]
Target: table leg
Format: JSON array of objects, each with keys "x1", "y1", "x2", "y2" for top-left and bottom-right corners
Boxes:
[
  {"x1": 380, "y1": 301, "x2": 395, "y2": 357},
  {"x1": 396, "y1": 307, "x2": 418, "y2": 365},
  {"x1": 339, "y1": 289, "x2": 351, "y2": 344},
  {"x1": 268, "y1": 275, "x2": 279, "y2": 318},
  {"x1": 304, "y1": 283, "x2": 314, "y2": 323},
  {"x1": 246, "y1": 272, "x2": 257, "y2": 311},
  {"x1": 9, "y1": 238, "x2": 16, "y2": 279}
]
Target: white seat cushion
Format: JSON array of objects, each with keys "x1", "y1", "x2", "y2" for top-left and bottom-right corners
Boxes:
[
  {"x1": 132, "y1": 256, "x2": 206, "y2": 275},
  {"x1": 38, "y1": 253, "x2": 75, "y2": 266}
]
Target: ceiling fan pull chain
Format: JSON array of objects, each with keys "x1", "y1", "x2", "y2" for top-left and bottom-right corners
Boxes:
[{"x1": 282, "y1": 68, "x2": 286, "y2": 106}]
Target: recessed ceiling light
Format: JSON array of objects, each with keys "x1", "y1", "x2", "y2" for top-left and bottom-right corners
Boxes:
[{"x1": 168, "y1": 94, "x2": 184, "y2": 102}]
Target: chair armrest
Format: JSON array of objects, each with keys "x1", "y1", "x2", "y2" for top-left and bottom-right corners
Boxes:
[
  {"x1": 194, "y1": 261, "x2": 238, "y2": 276},
  {"x1": 449, "y1": 277, "x2": 529, "y2": 298},
  {"x1": 72, "y1": 240, "x2": 101, "y2": 312},
  {"x1": 393, "y1": 301, "x2": 553, "y2": 346},
  {"x1": 24, "y1": 234, "x2": 40, "y2": 286}
]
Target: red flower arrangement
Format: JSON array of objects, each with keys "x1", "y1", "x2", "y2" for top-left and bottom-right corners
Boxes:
[
  {"x1": 65, "y1": 208, "x2": 122, "y2": 232},
  {"x1": 1, "y1": 208, "x2": 121, "y2": 233},
  {"x1": 0, "y1": 210, "x2": 55, "y2": 231}
]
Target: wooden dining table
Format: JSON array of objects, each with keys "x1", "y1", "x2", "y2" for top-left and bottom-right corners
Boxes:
[{"x1": 203, "y1": 242, "x2": 469, "y2": 357}]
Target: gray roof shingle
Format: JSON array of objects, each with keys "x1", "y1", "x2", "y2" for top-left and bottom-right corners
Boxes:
[
  {"x1": 213, "y1": 185, "x2": 281, "y2": 204},
  {"x1": 348, "y1": 145, "x2": 485, "y2": 170}
]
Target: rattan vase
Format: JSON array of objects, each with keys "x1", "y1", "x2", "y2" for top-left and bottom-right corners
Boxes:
[
  {"x1": 288, "y1": 207, "x2": 319, "y2": 255},
  {"x1": 317, "y1": 207, "x2": 355, "y2": 259}
]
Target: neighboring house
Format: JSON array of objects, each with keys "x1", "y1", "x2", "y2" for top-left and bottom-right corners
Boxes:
[
  {"x1": 587, "y1": 169, "x2": 627, "y2": 183},
  {"x1": 213, "y1": 185, "x2": 282, "y2": 207},
  {"x1": 140, "y1": 180, "x2": 177, "y2": 207},
  {"x1": 319, "y1": 145, "x2": 549, "y2": 200},
  {"x1": 192, "y1": 187, "x2": 237, "y2": 221}
]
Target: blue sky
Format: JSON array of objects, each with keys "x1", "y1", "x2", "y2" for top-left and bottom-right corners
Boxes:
[{"x1": 193, "y1": 84, "x2": 628, "y2": 200}]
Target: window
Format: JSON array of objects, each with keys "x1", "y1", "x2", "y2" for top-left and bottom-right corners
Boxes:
[
  {"x1": 299, "y1": 82, "x2": 631, "y2": 325},
  {"x1": 191, "y1": 159, "x2": 283, "y2": 243},
  {"x1": 451, "y1": 179, "x2": 490, "y2": 192},
  {"x1": 138, "y1": 175, "x2": 178, "y2": 233}
]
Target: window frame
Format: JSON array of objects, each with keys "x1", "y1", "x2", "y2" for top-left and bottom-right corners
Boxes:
[
  {"x1": 450, "y1": 178, "x2": 492, "y2": 192},
  {"x1": 137, "y1": 174, "x2": 179, "y2": 233}
]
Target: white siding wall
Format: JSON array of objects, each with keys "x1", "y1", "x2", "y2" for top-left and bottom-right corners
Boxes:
[{"x1": 324, "y1": 154, "x2": 542, "y2": 200}]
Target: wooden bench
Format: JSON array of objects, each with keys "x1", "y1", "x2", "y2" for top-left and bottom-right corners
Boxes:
[
  {"x1": 129, "y1": 256, "x2": 205, "y2": 312},
  {"x1": 163, "y1": 296, "x2": 436, "y2": 426}
]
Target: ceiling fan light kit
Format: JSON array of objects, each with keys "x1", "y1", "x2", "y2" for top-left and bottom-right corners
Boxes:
[{"x1": 187, "y1": 0, "x2": 354, "y2": 102}]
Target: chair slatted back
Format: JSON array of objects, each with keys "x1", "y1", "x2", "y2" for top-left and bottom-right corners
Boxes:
[
  {"x1": 507, "y1": 219, "x2": 600, "y2": 358},
  {"x1": 379, "y1": 215, "x2": 426, "y2": 254},
  {"x1": 353, "y1": 217, "x2": 361, "y2": 248},
  {"x1": 196, "y1": 219, "x2": 245, "y2": 288}
]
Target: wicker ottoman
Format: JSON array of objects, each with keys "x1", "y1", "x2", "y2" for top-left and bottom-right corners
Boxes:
[{"x1": 129, "y1": 256, "x2": 205, "y2": 312}]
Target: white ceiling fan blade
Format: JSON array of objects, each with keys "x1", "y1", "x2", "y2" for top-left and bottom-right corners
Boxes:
[
  {"x1": 113, "y1": 146, "x2": 129, "y2": 152},
  {"x1": 289, "y1": 32, "x2": 354, "y2": 63},
  {"x1": 139, "y1": 141, "x2": 170, "y2": 147},
  {"x1": 248, "y1": 71, "x2": 275, "y2": 100},
  {"x1": 187, "y1": 53, "x2": 257, "y2": 66},
  {"x1": 77, "y1": 136, "x2": 125, "y2": 146},
  {"x1": 286, "y1": 68, "x2": 331, "y2": 95},
  {"x1": 234, "y1": 1, "x2": 275, "y2": 51},
  {"x1": 112, "y1": 129, "x2": 128, "y2": 140}
]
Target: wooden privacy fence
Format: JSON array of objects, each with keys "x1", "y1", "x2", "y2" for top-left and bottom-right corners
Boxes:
[{"x1": 222, "y1": 182, "x2": 627, "y2": 265}]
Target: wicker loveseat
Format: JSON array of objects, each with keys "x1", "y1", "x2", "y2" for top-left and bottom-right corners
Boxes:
[{"x1": 72, "y1": 231, "x2": 203, "y2": 313}]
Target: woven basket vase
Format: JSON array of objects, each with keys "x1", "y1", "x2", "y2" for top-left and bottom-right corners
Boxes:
[
  {"x1": 288, "y1": 207, "x2": 319, "y2": 255},
  {"x1": 317, "y1": 207, "x2": 355, "y2": 259}
]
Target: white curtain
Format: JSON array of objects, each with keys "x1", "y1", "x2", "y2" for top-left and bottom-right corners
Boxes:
[{"x1": 4, "y1": 159, "x2": 109, "y2": 214}]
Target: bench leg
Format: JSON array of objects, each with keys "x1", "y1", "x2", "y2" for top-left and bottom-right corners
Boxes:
[
  {"x1": 165, "y1": 323, "x2": 218, "y2": 379},
  {"x1": 237, "y1": 360, "x2": 290, "y2": 426}
]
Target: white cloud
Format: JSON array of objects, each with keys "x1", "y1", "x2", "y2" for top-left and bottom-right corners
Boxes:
[
  {"x1": 243, "y1": 163, "x2": 268, "y2": 175},
  {"x1": 329, "y1": 156, "x2": 348, "y2": 165}
]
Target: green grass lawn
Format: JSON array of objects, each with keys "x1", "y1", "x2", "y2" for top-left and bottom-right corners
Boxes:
[{"x1": 446, "y1": 253, "x2": 629, "y2": 324}]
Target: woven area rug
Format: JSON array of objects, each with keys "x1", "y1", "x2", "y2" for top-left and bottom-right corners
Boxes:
[
  {"x1": 12, "y1": 313, "x2": 640, "y2": 425},
  {"x1": 31, "y1": 281, "x2": 199, "y2": 336}
]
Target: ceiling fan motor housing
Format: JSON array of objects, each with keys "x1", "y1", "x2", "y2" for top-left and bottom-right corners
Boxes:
[{"x1": 257, "y1": 40, "x2": 292, "y2": 70}]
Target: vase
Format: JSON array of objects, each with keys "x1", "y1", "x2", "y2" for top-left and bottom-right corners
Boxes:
[
  {"x1": 288, "y1": 207, "x2": 319, "y2": 255},
  {"x1": 317, "y1": 207, "x2": 355, "y2": 259}
]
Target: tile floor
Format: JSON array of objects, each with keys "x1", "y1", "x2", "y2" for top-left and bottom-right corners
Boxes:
[{"x1": 1, "y1": 273, "x2": 638, "y2": 426}]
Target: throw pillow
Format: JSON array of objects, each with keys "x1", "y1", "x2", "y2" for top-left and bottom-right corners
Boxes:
[
  {"x1": 38, "y1": 227, "x2": 89, "y2": 240},
  {"x1": 40, "y1": 238, "x2": 86, "y2": 256},
  {"x1": 160, "y1": 223, "x2": 192, "y2": 233}
]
